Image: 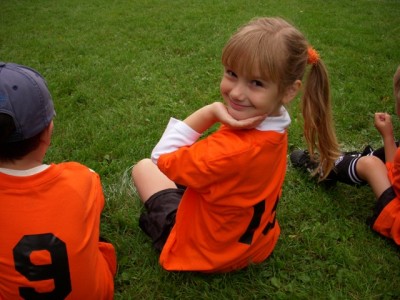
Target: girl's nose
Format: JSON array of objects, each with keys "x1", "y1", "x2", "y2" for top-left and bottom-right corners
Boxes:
[{"x1": 230, "y1": 83, "x2": 246, "y2": 101}]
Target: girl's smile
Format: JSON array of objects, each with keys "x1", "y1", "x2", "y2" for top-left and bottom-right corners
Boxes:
[
  {"x1": 228, "y1": 100, "x2": 253, "y2": 111},
  {"x1": 220, "y1": 67, "x2": 281, "y2": 120}
]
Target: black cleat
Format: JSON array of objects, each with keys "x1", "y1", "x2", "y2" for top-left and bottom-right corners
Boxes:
[{"x1": 290, "y1": 150, "x2": 319, "y2": 174}]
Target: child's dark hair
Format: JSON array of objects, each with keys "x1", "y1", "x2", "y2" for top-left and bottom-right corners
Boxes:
[
  {"x1": 0, "y1": 113, "x2": 42, "y2": 161},
  {"x1": 222, "y1": 17, "x2": 340, "y2": 178}
]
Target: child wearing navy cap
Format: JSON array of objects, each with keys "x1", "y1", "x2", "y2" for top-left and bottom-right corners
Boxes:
[{"x1": 0, "y1": 62, "x2": 116, "y2": 299}]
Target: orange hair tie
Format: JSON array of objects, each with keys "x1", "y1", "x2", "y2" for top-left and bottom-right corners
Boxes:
[{"x1": 307, "y1": 47, "x2": 320, "y2": 65}]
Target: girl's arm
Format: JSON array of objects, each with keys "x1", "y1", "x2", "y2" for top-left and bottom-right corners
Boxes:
[
  {"x1": 151, "y1": 102, "x2": 266, "y2": 164},
  {"x1": 151, "y1": 117, "x2": 201, "y2": 164},
  {"x1": 374, "y1": 112, "x2": 397, "y2": 163}
]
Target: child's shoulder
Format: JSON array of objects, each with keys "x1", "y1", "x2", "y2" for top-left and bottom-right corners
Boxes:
[
  {"x1": 57, "y1": 161, "x2": 98, "y2": 177},
  {"x1": 52, "y1": 162, "x2": 102, "y2": 190}
]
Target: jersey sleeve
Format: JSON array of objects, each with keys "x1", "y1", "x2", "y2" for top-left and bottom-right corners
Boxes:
[
  {"x1": 157, "y1": 129, "x2": 252, "y2": 191},
  {"x1": 151, "y1": 117, "x2": 201, "y2": 164}
]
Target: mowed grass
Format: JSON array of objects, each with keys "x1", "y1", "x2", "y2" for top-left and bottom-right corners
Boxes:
[{"x1": 1, "y1": 0, "x2": 399, "y2": 299}]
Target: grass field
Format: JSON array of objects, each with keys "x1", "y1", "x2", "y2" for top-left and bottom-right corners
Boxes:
[{"x1": 1, "y1": 0, "x2": 399, "y2": 299}]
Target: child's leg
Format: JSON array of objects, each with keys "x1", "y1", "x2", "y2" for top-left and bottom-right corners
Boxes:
[
  {"x1": 132, "y1": 158, "x2": 177, "y2": 203},
  {"x1": 333, "y1": 154, "x2": 400, "y2": 244},
  {"x1": 132, "y1": 159, "x2": 182, "y2": 251},
  {"x1": 353, "y1": 156, "x2": 391, "y2": 198},
  {"x1": 324, "y1": 152, "x2": 392, "y2": 188}
]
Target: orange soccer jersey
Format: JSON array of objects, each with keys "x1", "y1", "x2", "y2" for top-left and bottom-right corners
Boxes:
[
  {"x1": 373, "y1": 147, "x2": 400, "y2": 245},
  {"x1": 158, "y1": 125, "x2": 288, "y2": 272},
  {"x1": 0, "y1": 162, "x2": 116, "y2": 300}
]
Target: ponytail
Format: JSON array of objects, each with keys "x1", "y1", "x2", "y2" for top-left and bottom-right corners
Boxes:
[{"x1": 302, "y1": 59, "x2": 340, "y2": 180}]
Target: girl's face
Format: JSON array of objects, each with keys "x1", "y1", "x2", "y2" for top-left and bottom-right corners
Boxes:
[{"x1": 220, "y1": 66, "x2": 282, "y2": 121}]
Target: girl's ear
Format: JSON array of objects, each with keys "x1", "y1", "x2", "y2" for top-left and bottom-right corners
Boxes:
[{"x1": 282, "y1": 80, "x2": 302, "y2": 104}]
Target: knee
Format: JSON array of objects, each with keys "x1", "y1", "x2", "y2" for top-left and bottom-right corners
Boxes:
[
  {"x1": 357, "y1": 155, "x2": 386, "y2": 173},
  {"x1": 131, "y1": 158, "x2": 153, "y2": 180}
]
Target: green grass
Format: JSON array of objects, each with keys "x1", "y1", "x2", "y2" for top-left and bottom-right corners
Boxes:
[{"x1": 1, "y1": 0, "x2": 400, "y2": 299}]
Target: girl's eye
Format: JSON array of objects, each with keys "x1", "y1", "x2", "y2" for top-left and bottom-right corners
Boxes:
[
  {"x1": 226, "y1": 70, "x2": 237, "y2": 78},
  {"x1": 251, "y1": 80, "x2": 264, "y2": 87}
]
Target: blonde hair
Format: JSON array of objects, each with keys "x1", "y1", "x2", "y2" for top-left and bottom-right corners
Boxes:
[{"x1": 222, "y1": 17, "x2": 340, "y2": 179}]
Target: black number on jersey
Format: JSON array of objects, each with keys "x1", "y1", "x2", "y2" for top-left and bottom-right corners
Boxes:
[
  {"x1": 13, "y1": 233, "x2": 72, "y2": 300},
  {"x1": 239, "y1": 196, "x2": 279, "y2": 245}
]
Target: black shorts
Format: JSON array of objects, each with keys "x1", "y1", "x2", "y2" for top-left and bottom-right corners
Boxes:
[{"x1": 139, "y1": 187, "x2": 184, "y2": 252}]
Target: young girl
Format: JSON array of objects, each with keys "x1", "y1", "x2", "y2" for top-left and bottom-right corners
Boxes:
[{"x1": 132, "y1": 17, "x2": 340, "y2": 272}]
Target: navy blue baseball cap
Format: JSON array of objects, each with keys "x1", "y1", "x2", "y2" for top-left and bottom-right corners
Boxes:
[{"x1": 0, "y1": 62, "x2": 55, "y2": 143}]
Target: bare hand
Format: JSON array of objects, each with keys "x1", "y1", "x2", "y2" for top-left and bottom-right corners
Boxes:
[
  {"x1": 211, "y1": 102, "x2": 267, "y2": 130},
  {"x1": 374, "y1": 112, "x2": 393, "y2": 138}
]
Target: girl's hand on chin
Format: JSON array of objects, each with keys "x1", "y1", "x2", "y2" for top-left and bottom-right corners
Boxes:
[{"x1": 211, "y1": 102, "x2": 267, "y2": 129}]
